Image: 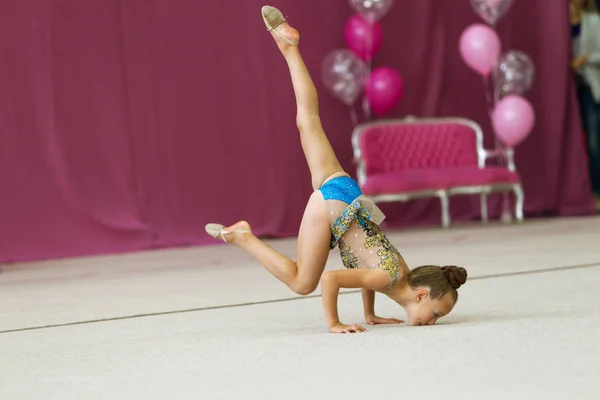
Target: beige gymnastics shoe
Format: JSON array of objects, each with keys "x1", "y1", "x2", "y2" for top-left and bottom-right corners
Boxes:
[{"x1": 261, "y1": 5, "x2": 299, "y2": 46}]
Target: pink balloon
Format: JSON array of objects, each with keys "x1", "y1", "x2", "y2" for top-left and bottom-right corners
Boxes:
[
  {"x1": 365, "y1": 67, "x2": 404, "y2": 116},
  {"x1": 459, "y1": 24, "x2": 501, "y2": 77},
  {"x1": 344, "y1": 14, "x2": 383, "y2": 61},
  {"x1": 492, "y1": 95, "x2": 535, "y2": 146}
]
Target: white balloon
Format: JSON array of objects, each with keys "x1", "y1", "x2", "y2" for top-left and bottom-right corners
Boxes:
[
  {"x1": 493, "y1": 50, "x2": 535, "y2": 97},
  {"x1": 469, "y1": 0, "x2": 514, "y2": 26},
  {"x1": 348, "y1": 0, "x2": 395, "y2": 23},
  {"x1": 321, "y1": 49, "x2": 366, "y2": 106}
]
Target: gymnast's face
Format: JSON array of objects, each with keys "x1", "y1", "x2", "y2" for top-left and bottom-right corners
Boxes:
[{"x1": 405, "y1": 289, "x2": 455, "y2": 326}]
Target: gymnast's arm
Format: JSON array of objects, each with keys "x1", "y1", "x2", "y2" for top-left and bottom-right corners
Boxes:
[
  {"x1": 320, "y1": 269, "x2": 390, "y2": 333},
  {"x1": 361, "y1": 288, "x2": 377, "y2": 320},
  {"x1": 361, "y1": 288, "x2": 404, "y2": 325}
]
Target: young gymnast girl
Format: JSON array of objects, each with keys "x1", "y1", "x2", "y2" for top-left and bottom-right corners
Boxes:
[{"x1": 206, "y1": 6, "x2": 468, "y2": 333}]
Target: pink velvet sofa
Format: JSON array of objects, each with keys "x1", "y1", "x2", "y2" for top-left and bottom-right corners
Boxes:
[{"x1": 351, "y1": 117, "x2": 524, "y2": 228}]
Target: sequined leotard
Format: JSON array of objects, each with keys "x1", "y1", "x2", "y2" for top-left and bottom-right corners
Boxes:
[{"x1": 318, "y1": 176, "x2": 402, "y2": 289}]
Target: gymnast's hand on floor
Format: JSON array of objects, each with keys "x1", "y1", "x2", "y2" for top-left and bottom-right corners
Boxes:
[
  {"x1": 329, "y1": 322, "x2": 367, "y2": 334},
  {"x1": 365, "y1": 315, "x2": 404, "y2": 326}
]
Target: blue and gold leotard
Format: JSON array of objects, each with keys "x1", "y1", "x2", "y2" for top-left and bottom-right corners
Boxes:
[{"x1": 318, "y1": 176, "x2": 401, "y2": 289}]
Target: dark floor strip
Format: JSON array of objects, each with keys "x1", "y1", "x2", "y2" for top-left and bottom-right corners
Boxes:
[{"x1": 1, "y1": 262, "x2": 599, "y2": 335}]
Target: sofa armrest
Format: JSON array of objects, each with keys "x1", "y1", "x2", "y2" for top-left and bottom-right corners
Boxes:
[{"x1": 484, "y1": 147, "x2": 516, "y2": 172}]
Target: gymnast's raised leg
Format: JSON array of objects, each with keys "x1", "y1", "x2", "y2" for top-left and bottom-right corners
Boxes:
[{"x1": 205, "y1": 6, "x2": 348, "y2": 295}]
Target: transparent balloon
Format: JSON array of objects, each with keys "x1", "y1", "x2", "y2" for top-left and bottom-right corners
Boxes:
[
  {"x1": 348, "y1": 0, "x2": 395, "y2": 23},
  {"x1": 469, "y1": 0, "x2": 514, "y2": 26},
  {"x1": 321, "y1": 49, "x2": 366, "y2": 106},
  {"x1": 493, "y1": 50, "x2": 535, "y2": 97}
]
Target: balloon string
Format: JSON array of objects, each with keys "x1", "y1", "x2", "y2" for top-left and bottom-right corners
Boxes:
[
  {"x1": 482, "y1": 74, "x2": 495, "y2": 121},
  {"x1": 483, "y1": 57, "x2": 509, "y2": 217},
  {"x1": 362, "y1": 63, "x2": 371, "y2": 122},
  {"x1": 362, "y1": 21, "x2": 374, "y2": 122},
  {"x1": 482, "y1": 74, "x2": 506, "y2": 167},
  {"x1": 349, "y1": 105, "x2": 359, "y2": 127}
]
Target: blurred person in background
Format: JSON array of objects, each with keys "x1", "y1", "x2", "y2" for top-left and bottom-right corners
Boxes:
[{"x1": 570, "y1": 0, "x2": 600, "y2": 208}]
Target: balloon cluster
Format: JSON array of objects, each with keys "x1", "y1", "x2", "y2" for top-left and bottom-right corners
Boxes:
[
  {"x1": 460, "y1": 0, "x2": 535, "y2": 147},
  {"x1": 321, "y1": 0, "x2": 403, "y2": 121}
]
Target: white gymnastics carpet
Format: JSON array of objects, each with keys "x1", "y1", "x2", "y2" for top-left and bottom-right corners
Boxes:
[{"x1": 1, "y1": 216, "x2": 599, "y2": 400}]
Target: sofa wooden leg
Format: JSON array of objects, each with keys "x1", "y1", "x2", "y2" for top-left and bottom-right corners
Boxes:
[{"x1": 438, "y1": 191, "x2": 450, "y2": 228}]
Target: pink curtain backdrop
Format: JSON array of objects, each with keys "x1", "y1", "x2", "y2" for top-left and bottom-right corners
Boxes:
[{"x1": 0, "y1": 0, "x2": 595, "y2": 263}]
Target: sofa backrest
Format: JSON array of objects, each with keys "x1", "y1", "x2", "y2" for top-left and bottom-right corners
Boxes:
[{"x1": 352, "y1": 118, "x2": 484, "y2": 177}]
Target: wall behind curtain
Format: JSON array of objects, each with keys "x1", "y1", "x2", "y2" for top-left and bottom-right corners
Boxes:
[{"x1": 0, "y1": 0, "x2": 594, "y2": 263}]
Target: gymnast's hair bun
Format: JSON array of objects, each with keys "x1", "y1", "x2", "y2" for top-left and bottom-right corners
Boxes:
[{"x1": 441, "y1": 265, "x2": 467, "y2": 289}]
